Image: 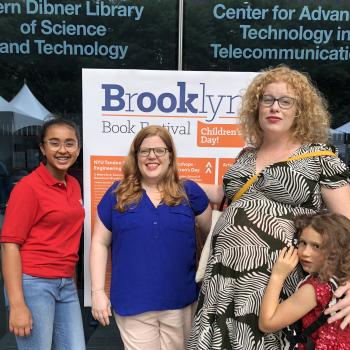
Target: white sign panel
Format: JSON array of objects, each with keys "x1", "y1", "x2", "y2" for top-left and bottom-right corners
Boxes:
[{"x1": 82, "y1": 69, "x2": 257, "y2": 305}]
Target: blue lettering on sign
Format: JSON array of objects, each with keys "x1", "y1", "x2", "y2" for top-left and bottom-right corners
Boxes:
[
  {"x1": 158, "y1": 93, "x2": 176, "y2": 113},
  {"x1": 101, "y1": 82, "x2": 241, "y2": 122},
  {"x1": 101, "y1": 84, "x2": 125, "y2": 110},
  {"x1": 138, "y1": 92, "x2": 156, "y2": 112}
]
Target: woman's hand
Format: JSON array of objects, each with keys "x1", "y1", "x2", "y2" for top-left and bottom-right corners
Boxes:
[
  {"x1": 91, "y1": 290, "x2": 112, "y2": 326},
  {"x1": 90, "y1": 215, "x2": 113, "y2": 326},
  {"x1": 9, "y1": 303, "x2": 33, "y2": 336},
  {"x1": 272, "y1": 246, "x2": 299, "y2": 279},
  {"x1": 325, "y1": 282, "x2": 350, "y2": 329}
]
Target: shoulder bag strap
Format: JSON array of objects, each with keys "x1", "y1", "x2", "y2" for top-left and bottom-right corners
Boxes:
[
  {"x1": 232, "y1": 173, "x2": 260, "y2": 202},
  {"x1": 232, "y1": 150, "x2": 336, "y2": 202},
  {"x1": 286, "y1": 150, "x2": 336, "y2": 162}
]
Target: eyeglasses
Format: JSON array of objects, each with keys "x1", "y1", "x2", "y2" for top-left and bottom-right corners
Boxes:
[
  {"x1": 138, "y1": 147, "x2": 169, "y2": 157},
  {"x1": 260, "y1": 95, "x2": 296, "y2": 110},
  {"x1": 44, "y1": 140, "x2": 79, "y2": 151}
]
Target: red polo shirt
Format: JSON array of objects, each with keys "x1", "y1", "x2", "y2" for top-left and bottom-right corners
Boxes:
[{"x1": 0, "y1": 163, "x2": 85, "y2": 278}]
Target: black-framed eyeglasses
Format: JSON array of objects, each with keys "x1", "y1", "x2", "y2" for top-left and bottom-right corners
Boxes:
[
  {"x1": 44, "y1": 140, "x2": 79, "y2": 151},
  {"x1": 138, "y1": 147, "x2": 169, "y2": 157},
  {"x1": 260, "y1": 95, "x2": 296, "y2": 110}
]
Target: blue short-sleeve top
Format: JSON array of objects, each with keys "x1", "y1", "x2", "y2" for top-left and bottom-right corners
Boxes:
[{"x1": 97, "y1": 179, "x2": 209, "y2": 316}]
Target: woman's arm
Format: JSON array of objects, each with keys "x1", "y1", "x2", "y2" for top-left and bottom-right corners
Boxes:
[
  {"x1": 321, "y1": 184, "x2": 350, "y2": 219},
  {"x1": 1, "y1": 243, "x2": 33, "y2": 336},
  {"x1": 195, "y1": 204, "x2": 212, "y2": 241},
  {"x1": 259, "y1": 247, "x2": 316, "y2": 332},
  {"x1": 321, "y1": 184, "x2": 350, "y2": 327},
  {"x1": 90, "y1": 215, "x2": 112, "y2": 326},
  {"x1": 198, "y1": 183, "x2": 224, "y2": 205}
]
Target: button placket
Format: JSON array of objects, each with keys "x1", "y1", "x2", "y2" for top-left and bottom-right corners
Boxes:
[{"x1": 153, "y1": 208, "x2": 160, "y2": 239}]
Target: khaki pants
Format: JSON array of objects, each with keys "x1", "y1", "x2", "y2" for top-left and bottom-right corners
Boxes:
[{"x1": 115, "y1": 303, "x2": 196, "y2": 350}]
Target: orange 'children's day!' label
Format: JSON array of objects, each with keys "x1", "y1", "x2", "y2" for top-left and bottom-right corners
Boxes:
[{"x1": 197, "y1": 122, "x2": 244, "y2": 147}]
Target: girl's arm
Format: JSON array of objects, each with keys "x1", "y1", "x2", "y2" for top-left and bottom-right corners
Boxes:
[
  {"x1": 90, "y1": 215, "x2": 112, "y2": 326},
  {"x1": 1, "y1": 243, "x2": 33, "y2": 336},
  {"x1": 259, "y1": 247, "x2": 317, "y2": 332}
]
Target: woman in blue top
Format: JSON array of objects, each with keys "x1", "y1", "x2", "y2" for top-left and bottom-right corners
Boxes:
[{"x1": 90, "y1": 125, "x2": 212, "y2": 350}]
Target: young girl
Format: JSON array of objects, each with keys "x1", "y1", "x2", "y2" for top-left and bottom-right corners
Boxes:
[
  {"x1": 259, "y1": 212, "x2": 350, "y2": 349},
  {"x1": 0, "y1": 118, "x2": 85, "y2": 350}
]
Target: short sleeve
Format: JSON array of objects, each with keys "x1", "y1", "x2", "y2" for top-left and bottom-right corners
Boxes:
[
  {"x1": 319, "y1": 145, "x2": 350, "y2": 189},
  {"x1": 222, "y1": 147, "x2": 255, "y2": 199},
  {"x1": 302, "y1": 277, "x2": 332, "y2": 309},
  {"x1": 97, "y1": 181, "x2": 119, "y2": 231},
  {"x1": 183, "y1": 180, "x2": 209, "y2": 215},
  {"x1": 0, "y1": 181, "x2": 39, "y2": 245}
]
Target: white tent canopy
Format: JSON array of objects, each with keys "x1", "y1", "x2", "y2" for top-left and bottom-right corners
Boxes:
[
  {"x1": 336, "y1": 121, "x2": 350, "y2": 133},
  {"x1": 0, "y1": 95, "x2": 8, "y2": 107},
  {"x1": 0, "y1": 94, "x2": 45, "y2": 131},
  {"x1": 9, "y1": 83, "x2": 52, "y2": 121}
]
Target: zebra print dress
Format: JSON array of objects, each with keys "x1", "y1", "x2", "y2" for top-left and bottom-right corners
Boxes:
[{"x1": 188, "y1": 143, "x2": 350, "y2": 350}]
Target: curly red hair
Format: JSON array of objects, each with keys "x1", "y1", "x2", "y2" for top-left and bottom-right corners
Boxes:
[
  {"x1": 294, "y1": 213, "x2": 350, "y2": 285},
  {"x1": 240, "y1": 65, "x2": 331, "y2": 147}
]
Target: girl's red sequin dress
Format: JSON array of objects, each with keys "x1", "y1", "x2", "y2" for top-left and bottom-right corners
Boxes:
[{"x1": 298, "y1": 276, "x2": 350, "y2": 349}]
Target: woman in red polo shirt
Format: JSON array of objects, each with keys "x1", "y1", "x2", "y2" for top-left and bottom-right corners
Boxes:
[{"x1": 0, "y1": 118, "x2": 85, "y2": 350}]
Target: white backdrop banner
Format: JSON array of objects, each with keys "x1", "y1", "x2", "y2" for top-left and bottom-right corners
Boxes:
[{"x1": 82, "y1": 69, "x2": 257, "y2": 305}]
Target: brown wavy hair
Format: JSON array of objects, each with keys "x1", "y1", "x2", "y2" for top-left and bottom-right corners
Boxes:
[
  {"x1": 239, "y1": 65, "x2": 331, "y2": 147},
  {"x1": 294, "y1": 213, "x2": 350, "y2": 285},
  {"x1": 115, "y1": 125, "x2": 186, "y2": 211}
]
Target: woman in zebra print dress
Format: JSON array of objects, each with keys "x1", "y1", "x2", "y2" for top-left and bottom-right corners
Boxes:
[{"x1": 188, "y1": 66, "x2": 350, "y2": 350}]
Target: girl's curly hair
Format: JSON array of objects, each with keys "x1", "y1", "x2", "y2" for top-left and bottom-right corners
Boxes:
[
  {"x1": 294, "y1": 213, "x2": 350, "y2": 285},
  {"x1": 239, "y1": 65, "x2": 331, "y2": 147}
]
